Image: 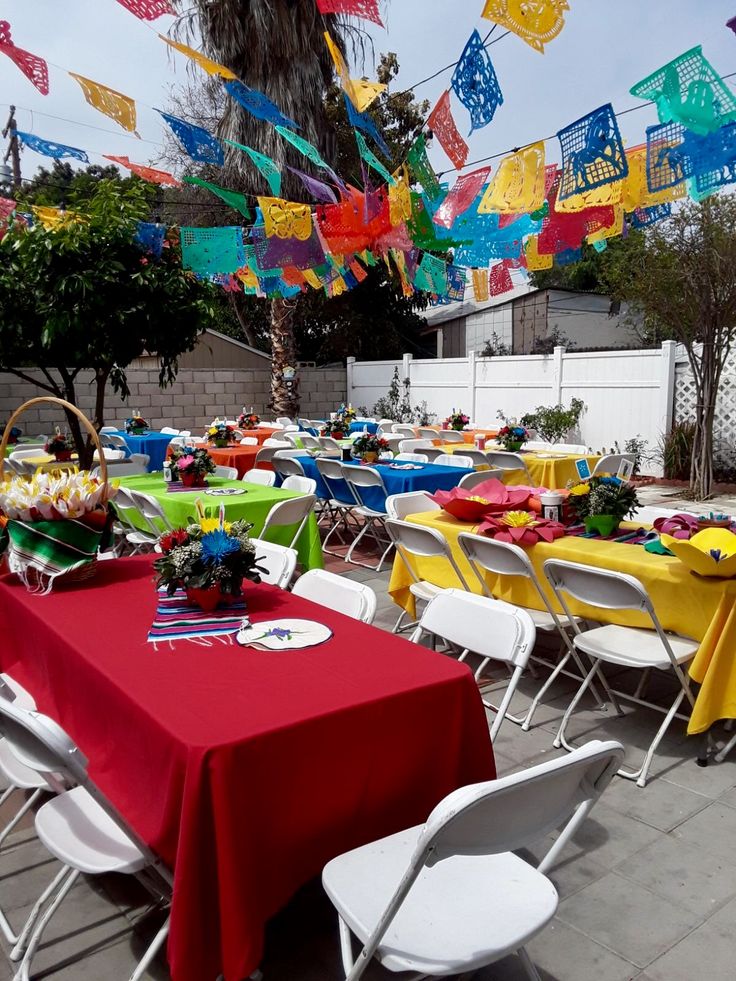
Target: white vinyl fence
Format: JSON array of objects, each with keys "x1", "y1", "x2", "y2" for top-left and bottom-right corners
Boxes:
[{"x1": 348, "y1": 342, "x2": 678, "y2": 469}]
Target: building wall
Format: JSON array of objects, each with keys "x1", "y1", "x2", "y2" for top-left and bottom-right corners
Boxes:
[
  {"x1": 130, "y1": 330, "x2": 271, "y2": 371},
  {"x1": 464, "y1": 301, "x2": 514, "y2": 354},
  {"x1": 513, "y1": 292, "x2": 548, "y2": 353},
  {"x1": 0, "y1": 366, "x2": 346, "y2": 436},
  {"x1": 546, "y1": 291, "x2": 641, "y2": 351}
]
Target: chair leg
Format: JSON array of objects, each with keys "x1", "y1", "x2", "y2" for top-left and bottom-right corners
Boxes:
[
  {"x1": 620, "y1": 688, "x2": 687, "y2": 788},
  {"x1": 128, "y1": 915, "x2": 170, "y2": 981},
  {"x1": 518, "y1": 946, "x2": 542, "y2": 981},
  {"x1": 715, "y1": 726, "x2": 736, "y2": 763},
  {"x1": 9, "y1": 863, "x2": 73, "y2": 961},
  {"x1": 553, "y1": 658, "x2": 601, "y2": 751},
  {"x1": 13, "y1": 867, "x2": 79, "y2": 981},
  {"x1": 0, "y1": 787, "x2": 46, "y2": 946}
]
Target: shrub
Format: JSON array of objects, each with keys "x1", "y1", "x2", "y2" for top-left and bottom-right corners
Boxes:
[
  {"x1": 520, "y1": 398, "x2": 585, "y2": 443},
  {"x1": 660, "y1": 421, "x2": 696, "y2": 480}
]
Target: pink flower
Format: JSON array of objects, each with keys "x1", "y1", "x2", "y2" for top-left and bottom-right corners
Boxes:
[{"x1": 177, "y1": 455, "x2": 195, "y2": 470}]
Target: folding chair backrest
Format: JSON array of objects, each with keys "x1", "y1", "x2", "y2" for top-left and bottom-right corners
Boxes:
[
  {"x1": 282, "y1": 475, "x2": 317, "y2": 496},
  {"x1": 439, "y1": 430, "x2": 466, "y2": 443},
  {"x1": 318, "y1": 436, "x2": 342, "y2": 453},
  {"x1": 417, "y1": 428, "x2": 439, "y2": 440},
  {"x1": 261, "y1": 495, "x2": 316, "y2": 544},
  {"x1": 592, "y1": 453, "x2": 636, "y2": 477},
  {"x1": 392, "y1": 425, "x2": 416, "y2": 437},
  {"x1": 394, "y1": 453, "x2": 428, "y2": 463},
  {"x1": 214, "y1": 466, "x2": 238, "y2": 480},
  {"x1": 386, "y1": 519, "x2": 469, "y2": 589},
  {"x1": 316, "y1": 458, "x2": 355, "y2": 505},
  {"x1": 135, "y1": 491, "x2": 173, "y2": 529},
  {"x1": 486, "y1": 451, "x2": 528, "y2": 472},
  {"x1": 385, "y1": 491, "x2": 439, "y2": 520},
  {"x1": 458, "y1": 531, "x2": 534, "y2": 582},
  {"x1": 292, "y1": 569, "x2": 377, "y2": 624},
  {"x1": 433, "y1": 453, "x2": 474, "y2": 469},
  {"x1": 550, "y1": 443, "x2": 588, "y2": 454},
  {"x1": 398, "y1": 439, "x2": 433, "y2": 453},
  {"x1": 383, "y1": 435, "x2": 405, "y2": 453},
  {"x1": 458, "y1": 468, "x2": 504, "y2": 491},
  {"x1": 250, "y1": 537, "x2": 297, "y2": 588},
  {"x1": 342, "y1": 464, "x2": 387, "y2": 511},
  {"x1": 418, "y1": 589, "x2": 535, "y2": 669},
  {"x1": 100, "y1": 433, "x2": 128, "y2": 452},
  {"x1": 525, "y1": 441, "x2": 554, "y2": 452},
  {"x1": 544, "y1": 559, "x2": 651, "y2": 613},
  {"x1": 276, "y1": 417, "x2": 294, "y2": 427},
  {"x1": 261, "y1": 439, "x2": 291, "y2": 449},
  {"x1": 243, "y1": 468, "x2": 276, "y2": 487},
  {"x1": 458, "y1": 450, "x2": 490, "y2": 468},
  {"x1": 240, "y1": 437, "x2": 259, "y2": 446},
  {"x1": 272, "y1": 455, "x2": 306, "y2": 478},
  {"x1": 160, "y1": 427, "x2": 180, "y2": 435},
  {"x1": 299, "y1": 434, "x2": 321, "y2": 450}
]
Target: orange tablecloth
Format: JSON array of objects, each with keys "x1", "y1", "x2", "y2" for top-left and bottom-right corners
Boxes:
[
  {"x1": 237, "y1": 427, "x2": 282, "y2": 445},
  {"x1": 413, "y1": 428, "x2": 499, "y2": 445},
  {"x1": 167, "y1": 444, "x2": 271, "y2": 477}
]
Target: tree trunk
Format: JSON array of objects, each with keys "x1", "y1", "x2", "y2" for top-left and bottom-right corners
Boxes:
[
  {"x1": 228, "y1": 293, "x2": 258, "y2": 348},
  {"x1": 270, "y1": 297, "x2": 300, "y2": 418},
  {"x1": 690, "y1": 347, "x2": 717, "y2": 501}
]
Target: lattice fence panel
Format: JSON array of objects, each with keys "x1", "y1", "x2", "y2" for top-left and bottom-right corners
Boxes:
[{"x1": 675, "y1": 358, "x2": 736, "y2": 473}]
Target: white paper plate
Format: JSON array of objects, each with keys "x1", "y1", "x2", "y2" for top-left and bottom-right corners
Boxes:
[
  {"x1": 533, "y1": 453, "x2": 569, "y2": 459},
  {"x1": 236, "y1": 618, "x2": 333, "y2": 650},
  {"x1": 205, "y1": 488, "x2": 246, "y2": 496}
]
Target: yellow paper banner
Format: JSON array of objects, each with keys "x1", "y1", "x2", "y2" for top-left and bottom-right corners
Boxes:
[
  {"x1": 481, "y1": 0, "x2": 570, "y2": 53},
  {"x1": 524, "y1": 237, "x2": 553, "y2": 270},
  {"x1": 324, "y1": 31, "x2": 385, "y2": 112},
  {"x1": 472, "y1": 268, "x2": 489, "y2": 301},
  {"x1": 621, "y1": 147, "x2": 686, "y2": 212},
  {"x1": 389, "y1": 164, "x2": 412, "y2": 226},
  {"x1": 159, "y1": 35, "x2": 237, "y2": 80},
  {"x1": 478, "y1": 142, "x2": 546, "y2": 214},
  {"x1": 69, "y1": 73, "x2": 138, "y2": 134},
  {"x1": 258, "y1": 197, "x2": 312, "y2": 241}
]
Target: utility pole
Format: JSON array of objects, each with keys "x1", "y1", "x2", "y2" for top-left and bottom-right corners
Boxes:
[{"x1": 2, "y1": 106, "x2": 21, "y2": 193}]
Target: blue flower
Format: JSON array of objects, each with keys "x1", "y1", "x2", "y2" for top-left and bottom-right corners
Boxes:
[
  {"x1": 201, "y1": 529, "x2": 240, "y2": 565},
  {"x1": 600, "y1": 476, "x2": 622, "y2": 486},
  {"x1": 266, "y1": 627, "x2": 293, "y2": 640},
  {"x1": 709, "y1": 548, "x2": 729, "y2": 563}
]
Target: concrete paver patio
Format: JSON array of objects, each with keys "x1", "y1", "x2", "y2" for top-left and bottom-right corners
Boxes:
[{"x1": 2, "y1": 529, "x2": 736, "y2": 980}]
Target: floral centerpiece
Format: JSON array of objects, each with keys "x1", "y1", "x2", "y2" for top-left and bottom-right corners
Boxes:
[
  {"x1": 1, "y1": 424, "x2": 21, "y2": 445},
  {"x1": 430, "y1": 479, "x2": 531, "y2": 521},
  {"x1": 170, "y1": 446, "x2": 215, "y2": 488},
  {"x1": 44, "y1": 429, "x2": 75, "y2": 461},
  {"x1": 336, "y1": 403, "x2": 356, "y2": 425},
  {"x1": 352, "y1": 432, "x2": 390, "y2": 464},
  {"x1": 125, "y1": 412, "x2": 148, "y2": 435},
  {"x1": 496, "y1": 422, "x2": 529, "y2": 452},
  {"x1": 237, "y1": 407, "x2": 260, "y2": 429},
  {"x1": 478, "y1": 510, "x2": 566, "y2": 546},
  {"x1": 566, "y1": 475, "x2": 640, "y2": 536},
  {"x1": 321, "y1": 419, "x2": 347, "y2": 439},
  {"x1": 207, "y1": 420, "x2": 238, "y2": 448},
  {"x1": 153, "y1": 515, "x2": 264, "y2": 611},
  {"x1": 443, "y1": 409, "x2": 470, "y2": 432}
]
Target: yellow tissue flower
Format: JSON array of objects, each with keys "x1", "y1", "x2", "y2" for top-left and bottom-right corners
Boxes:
[
  {"x1": 200, "y1": 517, "x2": 232, "y2": 534},
  {"x1": 501, "y1": 510, "x2": 538, "y2": 527},
  {"x1": 569, "y1": 483, "x2": 590, "y2": 496}
]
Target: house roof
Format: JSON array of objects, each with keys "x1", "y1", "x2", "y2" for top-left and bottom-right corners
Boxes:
[
  {"x1": 422, "y1": 281, "x2": 534, "y2": 328},
  {"x1": 202, "y1": 328, "x2": 271, "y2": 360}
]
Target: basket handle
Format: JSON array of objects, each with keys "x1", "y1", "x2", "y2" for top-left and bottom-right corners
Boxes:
[{"x1": 0, "y1": 397, "x2": 108, "y2": 497}]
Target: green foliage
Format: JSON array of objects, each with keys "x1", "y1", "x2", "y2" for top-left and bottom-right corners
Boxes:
[
  {"x1": 660, "y1": 422, "x2": 696, "y2": 480},
  {"x1": 372, "y1": 367, "x2": 434, "y2": 424},
  {"x1": 16, "y1": 160, "x2": 150, "y2": 209},
  {"x1": 623, "y1": 435, "x2": 648, "y2": 477},
  {"x1": 0, "y1": 180, "x2": 217, "y2": 463},
  {"x1": 520, "y1": 398, "x2": 585, "y2": 443},
  {"x1": 479, "y1": 332, "x2": 511, "y2": 357},
  {"x1": 567, "y1": 476, "x2": 640, "y2": 521}
]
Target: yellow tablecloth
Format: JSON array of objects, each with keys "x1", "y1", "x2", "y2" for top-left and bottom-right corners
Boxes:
[
  {"x1": 13, "y1": 453, "x2": 79, "y2": 474},
  {"x1": 440, "y1": 446, "x2": 600, "y2": 489},
  {"x1": 387, "y1": 510, "x2": 736, "y2": 735}
]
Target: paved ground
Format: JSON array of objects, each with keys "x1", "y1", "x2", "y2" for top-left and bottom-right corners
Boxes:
[{"x1": 2, "y1": 518, "x2": 736, "y2": 980}]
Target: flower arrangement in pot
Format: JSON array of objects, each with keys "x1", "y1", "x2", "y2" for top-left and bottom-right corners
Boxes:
[
  {"x1": 496, "y1": 422, "x2": 529, "y2": 453},
  {"x1": 321, "y1": 419, "x2": 347, "y2": 439},
  {"x1": 170, "y1": 446, "x2": 216, "y2": 488},
  {"x1": 44, "y1": 429, "x2": 75, "y2": 462},
  {"x1": 154, "y1": 514, "x2": 264, "y2": 612},
  {"x1": 566, "y1": 475, "x2": 640, "y2": 537},
  {"x1": 336, "y1": 403, "x2": 356, "y2": 425},
  {"x1": 207, "y1": 420, "x2": 238, "y2": 448},
  {"x1": 237, "y1": 407, "x2": 260, "y2": 429},
  {"x1": 443, "y1": 409, "x2": 470, "y2": 432},
  {"x1": 125, "y1": 412, "x2": 148, "y2": 435},
  {"x1": 352, "y1": 432, "x2": 390, "y2": 464}
]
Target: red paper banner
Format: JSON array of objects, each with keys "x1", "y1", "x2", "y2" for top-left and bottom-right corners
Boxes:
[
  {"x1": 0, "y1": 21, "x2": 49, "y2": 95},
  {"x1": 104, "y1": 155, "x2": 181, "y2": 187},
  {"x1": 0, "y1": 197, "x2": 16, "y2": 221},
  {"x1": 433, "y1": 166, "x2": 491, "y2": 228},
  {"x1": 490, "y1": 263, "x2": 513, "y2": 296},
  {"x1": 316, "y1": 0, "x2": 383, "y2": 26},
  {"x1": 114, "y1": 0, "x2": 174, "y2": 19},
  {"x1": 427, "y1": 91, "x2": 469, "y2": 170}
]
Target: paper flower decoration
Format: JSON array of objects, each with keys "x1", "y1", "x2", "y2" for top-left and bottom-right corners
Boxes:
[
  {"x1": 660, "y1": 528, "x2": 736, "y2": 578},
  {"x1": 430, "y1": 479, "x2": 530, "y2": 521},
  {"x1": 652, "y1": 513, "x2": 699, "y2": 539},
  {"x1": 478, "y1": 510, "x2": 566, "y2": 546}
]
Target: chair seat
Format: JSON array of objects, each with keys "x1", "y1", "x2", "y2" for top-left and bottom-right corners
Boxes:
[
  {"x1": 0, "y1": 739, "x2": 49, "y2": 791},
  {"x1": 35, "y1": 786, "x2": 148, "y2": 876},
  {"x1": 355, "y1": 505, "x2": 387, "y2": 518},
  {"x1": 125, "y1": 531, "x2": 157, "y2": 547},
  {"x1": 329, "y1": 497, "x2": 356, "y2": 510},
  {"x1": 574, "y1": 624, "x2": 699, "y2": 670},
  {"x1": 323, "y1": 825, "x2": 557, "y2": 975},
  {"x1": 0, "y1": 674, "x2": 36, "y2": 710},
  {"x1": 409, "y1": 581, "x2": 443, "y2": 603}
]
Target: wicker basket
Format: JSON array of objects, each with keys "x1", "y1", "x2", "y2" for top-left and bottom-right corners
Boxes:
[{"x1": 0, "y1": 398, "x2": 110, "y2": 591}]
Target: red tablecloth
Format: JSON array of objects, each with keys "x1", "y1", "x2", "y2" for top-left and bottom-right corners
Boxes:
[{"x1": 0, "y1": 558, "x2": 494, "y2": 981}]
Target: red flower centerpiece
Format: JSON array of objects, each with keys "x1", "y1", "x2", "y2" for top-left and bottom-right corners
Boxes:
[
  {"x1": 170, "y1": 446, "x2": 216, "y2": 488},
  {"x1": 44, "y1": 429, "x2": 75, "y2": 462},
  {"x1": 478, "y1": 510, "x2": 567, "y2": 546},
  {"x1": 430, "y1": 478, "x2": 532, "y2": 521},
  {"x1": 237, "y1": 407, "x2": 260, "y2": 429}
]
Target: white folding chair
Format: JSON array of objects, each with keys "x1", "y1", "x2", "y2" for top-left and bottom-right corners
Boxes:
[
  {"x1": 439, "y1": 430, "x2": 466, "y2": 443},
  {"x1": 383, "y1": 435, "x2": 405, "y2": 455},
  {"x1": 524, "y1": 440, "x2": 554, "y2": 452},
  {"x1": 299, "y1": 433, "x2": 322, "y2": 451},
  {"x1": 272, "y1": 455, "x2": 307, "y2": 482},
  {"x1": 458, "y1": 449, "x2": 492, "y2": 469},
  {"x1": 544, "y1": 558, "x2": 699, "y2": 787},
  {"x1": 550, "y1": 443, "x2": 588, "y2": 454},
  {"x1": 458, "y1": 468, "x2": 505, "y2": 491},
  {"x1": 385, "y1": 491, "x2": 440, "y2": 521},
  {"x1": 239, "y1": 437, "x2": 259, "y2": 446},
  {"x1": 394, "y1": 452, "x2": 428, "y2": 463},
  {"x1": 160, "y1": 427, "x2": 180, "y2": 435},
  {"x1": 178, "y1": 430, "x2": 191, "y2": 438},
  {"x1": 292, "y1": 570, "x2": 377, "y2": 624},
  {"x1": 341, "y1": 466, "x2": 394, "y2": 572},
  {"x1": 276, "y1": 417, "x2": 294, "y2": 427},
  {"x1": 250, "y1": 537, "x2": 297, "y2": 588},
  {"x1": 417, "y1": 427, "x2": 440, "y2": 440},
  {"x1": 129, "y1": 490, "x2": 175, "y2": 537},
  {"x1": 411, "y1": 589, "x2": 536, "y2": 739},
  {"x1": 282, "y1": 474, "x2": 317, "y2": 496},
  {"x1": 391, "y1": 424, "x2": 416, "y2": 437},
  {"x1": 242, "y1": 468, "x2": 276, "y2": 487},
  {"x1": 386, "y1": 518, "x2": 469, "y2": 634},
  {"x1": 398, "y1": 439, "x2": 434, "y2": 454},
  {"x1": 316, "y1": 458, "x2": 361, "y2": 556},
  {"x1": 486, "y1": 451, "x2": 533, "y2": 484},
  {"x1": 591, "y1": 453, "x2": 636, "y2": 476},
  {"x1": 113, "y1": 488, "x2": 162, "y2": 553},
  {"x1": 0, "y1": 700, "x2": 172, "y2": 981},
  {"x1": 323, "y1": 740, "x2": 625, "y2": 981},
  {"x1": 433, "y1": 453, "x2": 474, "y2": 469},
  {"x1": 214, "y1": 465, "x2": 238, "y2": 480},
  {"x1": 262, "y1": 438, "x2": 292, "y2": 448},
  {"x1": 318, "y1": 436, "x2": 343, "y2": 454},
  {"x1": 98, "y1": 426, "x2": 118, "y2": 434},
  {"x1": 99, "y1": 433, "x2": 130, "y2": 457},
  {"x1": 457, "y1": 532, "x2": 606, "y2": 730},
  {"x1": 260, "y1": 494, "x2": 316, "y2": 550}
]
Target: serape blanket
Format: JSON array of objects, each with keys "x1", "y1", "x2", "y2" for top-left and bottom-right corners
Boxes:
[
  {"x1": 0, "y1": 516, "x2": 104, "y2": 592},
  {"x1": 148, "y1": 587, "x2": 247, "y2": 648}
]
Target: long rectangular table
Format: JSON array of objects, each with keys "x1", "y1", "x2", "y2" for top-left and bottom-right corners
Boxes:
[
  {"x1": 118, "y1": 474, "x2": 323, "y2": 571},
  {"x1": 440, "y1": 444, "x2": 601, "y2": 488},
  {"x1": 112, "y1": 430, "x2": 174, "y2": 471},
  {"x1": 0, "y1": 557, "x2": 494, "y2": 981},
  {"x1": 387, "y1": 510, "x2": 736, "y2": 735}
]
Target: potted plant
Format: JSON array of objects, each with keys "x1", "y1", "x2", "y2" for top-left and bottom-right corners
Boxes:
[
  {"x1": 443, "y1": 409, "x2": 470, "y2": 432},
  {"x1": 566, "y1": 475, "x2": 640, "y2": 536},
  {"x1": 154, "y1": 517, "x2": 263, "y2": 611},
  {"x1": 496, "y1": 423, "x2": 529, "y2": 453},
  {"x1": 321, "y1": 419, "x2": 347, "y2": 440},
  {"x1": 237, "y1": 407, "x2": 260, "y2": 429},
  {"x1": 170, "y1": 446, "x2": 216, "y2": 488},
  {"x1": 125, "y1": 412, "x2": 148, "y2": 435},
  {"x1": 352, "y1": 432, "x2": 390, "y2": 464},
  {"x1": 207, "y1": 420, "x2": 238, "y2": 448},
  {"x1": 44, "y1": 429, "x2": 75, "y2": 462}
]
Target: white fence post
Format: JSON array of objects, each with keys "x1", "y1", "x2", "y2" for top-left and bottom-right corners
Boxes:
[
  {"x1": 552, "y1": 346, "x2": 565, "y2": 404},
  {"x1": 346, "y1": 356, "x2": 355, "y2": 405},
  {"x1": 658, "y1": 340, "x2": 677, "y2": 437},
  {"x1": 402, "y1": 352, "x2": 413, "y2": 388},
  {"x1": 468, "y1": 349, "x2": 477, "y2": 421}
]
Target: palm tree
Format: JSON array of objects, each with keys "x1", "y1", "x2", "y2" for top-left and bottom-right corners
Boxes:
[{"x1": 174, "y1": 1, "x2": 358, "y2": 417}]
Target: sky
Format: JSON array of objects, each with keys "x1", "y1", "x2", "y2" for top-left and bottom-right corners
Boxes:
[{"x1": 1, "y1": 0, "x2": 735, "y2": 189}]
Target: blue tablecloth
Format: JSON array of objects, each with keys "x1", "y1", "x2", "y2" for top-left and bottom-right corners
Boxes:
[
  {"x1": 294, "y1": 456, "x2": 473, "y2": 512},
  {"x1": 113, "y1": 430, "x2": 174, "y2": 472},
  {"x1": 349, "y1": 421, "x2": 379, "y2": 435}
]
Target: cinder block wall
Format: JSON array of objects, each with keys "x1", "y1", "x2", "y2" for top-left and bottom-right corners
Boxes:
[{"x1": 0, "y1": 367, "x2": 347, "y2": 436}]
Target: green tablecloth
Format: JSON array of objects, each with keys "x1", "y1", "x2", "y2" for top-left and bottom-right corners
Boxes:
[{"x1": 117, "y1": 474, "x2": 323, "y2": 571}]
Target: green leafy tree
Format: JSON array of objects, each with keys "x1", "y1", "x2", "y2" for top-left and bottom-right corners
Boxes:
[
  {"x1": 15, "y1": 160, "x2": 142, "y2": 208},
  {"x1": 602, "y1": 195, "x2": 736, "y2": 500},
  {"x1": 0, "y1": 180, "x2": 217, "y2": 467}
]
